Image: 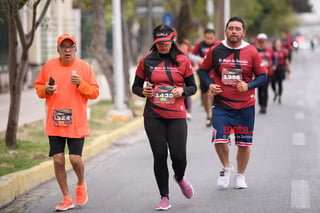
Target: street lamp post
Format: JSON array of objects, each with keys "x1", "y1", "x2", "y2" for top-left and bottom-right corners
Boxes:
[{"x1": 108, "y1": 0, "x2": 132, "y2": 121}]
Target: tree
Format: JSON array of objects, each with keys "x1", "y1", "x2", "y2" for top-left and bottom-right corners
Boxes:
[
  {"x1": 90, "y1": 0, "x2": 115, "y2": 101},
  {"x1": 5, "y1": 0, "x2": 50, "y2": 149}
]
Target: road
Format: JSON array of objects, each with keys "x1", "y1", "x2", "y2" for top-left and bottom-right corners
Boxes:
[{"x1": 2, "y1": 48, "x2": 320, "y2": 213}]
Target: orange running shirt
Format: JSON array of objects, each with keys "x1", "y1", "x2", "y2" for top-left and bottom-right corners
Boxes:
[{"x1": 34, "y1": 58, "x2": 99, "y2": 138}]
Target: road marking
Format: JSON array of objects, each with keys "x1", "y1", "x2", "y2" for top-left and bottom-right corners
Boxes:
[
  {"x1": 291, "y1": 180, "x2": 311, "y2": 209},
  {"x1": 294, "y1": 112, "x2": 305, "y2": 120},
  {"x1": 292, "y1": 132, "x2": 306, "y2": 146}
]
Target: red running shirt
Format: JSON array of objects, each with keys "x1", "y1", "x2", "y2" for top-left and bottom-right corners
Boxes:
[
  {"x1": 135, "y1": 52, "x2": 194, "y2": 118},
  {"x1": 201, "y1": 40, "x2": 267, "y2": 110}
]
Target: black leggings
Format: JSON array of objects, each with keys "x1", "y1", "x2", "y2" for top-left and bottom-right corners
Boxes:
[
  {"x1": 258, "y1": 77, "x2": 269, "y2": 108},
  {"x1": 144, "y1": 117, "x2": 187, "y2": 197},
  {"x1": 271, "y1": 70, "x2": 285, "y2": 96}
]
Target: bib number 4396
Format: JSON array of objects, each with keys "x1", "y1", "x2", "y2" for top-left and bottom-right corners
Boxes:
[{"x1": 221, "y1": 68, "x2": 243, "y2": 86}]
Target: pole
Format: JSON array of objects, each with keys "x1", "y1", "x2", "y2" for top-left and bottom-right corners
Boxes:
[
  {"x1": 224, "y1": 0, "x2": 230, "y2": 27},
  {"x1": 112, "y1": 0, "x2": 125, "y2": 109},
  {"x1": 206, "y1": 0, "x2": 214, "y2": 29},
  {"x1": 148, "y1": 0, "x2": 153, "y2": 45}
]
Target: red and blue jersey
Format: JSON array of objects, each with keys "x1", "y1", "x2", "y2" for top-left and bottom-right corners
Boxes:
[{"x1": 201, "y1": 40, "x2": 267, "y2": 110}]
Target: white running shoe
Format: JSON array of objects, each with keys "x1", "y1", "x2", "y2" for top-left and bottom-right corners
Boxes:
[
  {"x1": 217, "y1": 165, "x2": 234, "y2": 189},
  {"x1": 235, "y1": 174, "x2": 248, "y2": 189}
]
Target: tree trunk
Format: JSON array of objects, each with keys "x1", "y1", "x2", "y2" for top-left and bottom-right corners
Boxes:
[
  {"x1": 5, "y1": 0, "x2": 50, "y2": 149},
  {"x1": 91, "y1": 0, "x2": 115, "y2": 101},
  {"x1": 5, "y1": 1, "x2": 19, "y2": 149}
]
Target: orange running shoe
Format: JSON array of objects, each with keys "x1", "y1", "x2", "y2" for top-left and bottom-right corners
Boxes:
[
  {"x1": 55, "y1": 195, "x2": 74, "y2": 211},
  {"x1": 76, "y1": 182, "x2": 88, "y2": 206}
]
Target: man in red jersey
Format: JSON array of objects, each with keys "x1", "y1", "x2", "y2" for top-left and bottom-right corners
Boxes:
[
  {"x1": 199, "y1": 17, "x2": 267, "y2": 189},
  {"x1": 256, "y1": 33, "x2": 277, "y2": 114},
  {"x1": 190, "y1": 29, "x2": 220, "y2": 127}
]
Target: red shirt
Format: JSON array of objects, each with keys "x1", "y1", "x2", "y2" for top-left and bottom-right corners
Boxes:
[
  {"x1": 135, "y1": 52, "x2": 194, "y2": 118},
  {"x1": 257, "y1": 47, "x2": 275, "y2": 76},
  {"x1": 201, "y1": 40, "x2": 267, "y2": 110}
]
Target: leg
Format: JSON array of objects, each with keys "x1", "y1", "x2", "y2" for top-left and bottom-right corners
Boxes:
[
  {"x1": 167, "y1": 119, "x2": 187, "y2": 181},
  {"x1": 67, "y1": 138, "x2": 85, "y2": 186},
  {"x1": 214, "y1": 143, "x2": 230, "y2": 168},
  {"x1": 236, "y1": 146, "x2": 251, "y2": 174},
  {"x1": 144, "y1": 117, "x2": 169, "y2": 197},
  {"x1": 53, "y1": 153, "x2": 70, "y2": 196},
  {"x1": 69, "y1": 155, "x2": 85, "y2": 185}
]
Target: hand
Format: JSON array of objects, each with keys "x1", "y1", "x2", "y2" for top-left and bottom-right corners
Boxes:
[
  {"x1": 236, "y1": 80, "x2": 249, "y2": 92},
  {"x1": 142, "y1": 86, "x2": 154, "y2": 98},
  {"x1": 71, "y1": 73, "x2": 81, "y2": 86},
  {"x1": 209, "y1": 84, "x2": 223, "y2": 95},
  {"x1": 45, "y1": 82, "x2": 57, "y2": 95},
  {"x1": 171, "y1": 87, "x2": 184, "y2": 98}
]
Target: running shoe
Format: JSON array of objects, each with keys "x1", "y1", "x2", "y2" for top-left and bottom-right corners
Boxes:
[
  {"x1": 217, "y1": 165, "x2": 234, "y2": 189},
  {"x1": 235, "y1": 174, "x2": 248, "y2": 189},
  {"x1": 155, "y1": 197, "x2": 171, "y2": 211},
  {"x1": 55, "y1": 195, "x2": 74, "y2": 211},
  {"x1": 76, "y1": 182, "x2": 88, "y2": 206},
  {"x1": 174, "y1": 175, "x2": 194, "y2": 199}
]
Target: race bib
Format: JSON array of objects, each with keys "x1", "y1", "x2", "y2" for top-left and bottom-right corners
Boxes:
[
  {"x1": 221, "y1": 68, "x2": 242, "y2": 85},
  {"x1": 153, "y1": 86, "x2": 175, "y2": 104},
  {"x1": 53, "y1": 109, "x2": 72, "y2": 126}
]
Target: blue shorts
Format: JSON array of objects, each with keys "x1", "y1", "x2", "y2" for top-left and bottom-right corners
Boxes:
[{"x1": 211, "y1": 106, "x2": 255, "y2": 146}]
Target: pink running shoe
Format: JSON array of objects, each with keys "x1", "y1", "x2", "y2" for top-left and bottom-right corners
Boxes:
[
  {"x1": 155, "y1": 197, "x2": 171, "y2": 211},
  {"x1": 174, "y1": 175, "x2": 194, "y2": 199}
]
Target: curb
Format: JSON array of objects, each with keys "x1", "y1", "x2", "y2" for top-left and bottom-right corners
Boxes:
[{"x1": 0, "y1": 117, "x2": 144, "y2": 208}]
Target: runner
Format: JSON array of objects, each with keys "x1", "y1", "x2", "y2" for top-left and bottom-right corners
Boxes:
[
  {"x1": 132, "y1": 24, "x2": 196, "y2": 211},
  {"x1": 199, "y1": 17, "x2": 267, "y2": 189},
  {"x1": 190, "y1": 28, "x2": 220, "y2": 127},
  {"x1": 34, "y1": 34, "x2": 99, "y2": 211},
  {"x1": 255, "y1": 33, "x2": 277, "y2": 114},
  {"x1": 271, "y1": 38, "x2": 291, "y2": 104}
]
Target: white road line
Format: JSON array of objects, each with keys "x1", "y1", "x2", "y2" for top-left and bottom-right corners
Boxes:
[
  {"x1": 291, "y1": 180, "x2": 311, "y2": 209},
  {"x1": 292, "y1": 132, "x2": 306, "y2": 146},
  {"x1": 294, "y1": 112, "x2": 305, "y2": 120}
]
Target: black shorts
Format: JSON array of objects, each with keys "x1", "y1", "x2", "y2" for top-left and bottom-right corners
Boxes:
[{"x1": 48, "y1": 136, "x2": 85, "y2": 157}]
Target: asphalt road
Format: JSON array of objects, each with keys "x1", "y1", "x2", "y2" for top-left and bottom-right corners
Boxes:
[{"x1": 2, "y1": 48, "x2": 320, "y2": 213}]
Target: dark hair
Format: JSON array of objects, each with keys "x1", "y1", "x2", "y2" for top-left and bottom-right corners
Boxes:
[
  {"x1": 150, "y1": 24, "x2": 184, "y2": 66},
  {"x1": 226, "y1": 16, "x2": 246, "y2": 31},
  {"x1": 204, "y1": 28, "x2": 216, "y2": 35}
]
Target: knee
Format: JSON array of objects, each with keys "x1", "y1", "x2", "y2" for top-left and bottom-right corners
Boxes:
[
  {"x1": 53, "y1": 153, "x2": 65, "y2": 168},
  {"x1": 69, "y1": 154, "x2": 82, "y2": 166}
]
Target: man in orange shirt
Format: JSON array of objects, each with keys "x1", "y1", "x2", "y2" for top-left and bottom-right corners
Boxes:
[{"x1": 35, "y1": 34, "x2": 99, "y2": 211}]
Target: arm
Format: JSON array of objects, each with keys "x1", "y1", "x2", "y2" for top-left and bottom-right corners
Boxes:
[
  {"x1": 132, "y1": 75, "x2": 146, "y2": 97},
  {"x1": 198, "y1": 67, "x2": 212, "y2": 87},
  {"x1": 183, "y1": 74, "x2": 197, "y2": 96},
  {"x1": 247, "y1": 73, "x2": 267, "y2": 90}
]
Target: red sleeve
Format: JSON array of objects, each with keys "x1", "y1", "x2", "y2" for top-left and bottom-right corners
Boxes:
[
  {"x1": 200, "y1": 47, "x2": 214, "y2": 71},
  {"x1": 190, "y1": 41, "x2": 200, "y2": 55},
  {"x1": 136, "y1": 56, "x2": 146, "y2": 79}
]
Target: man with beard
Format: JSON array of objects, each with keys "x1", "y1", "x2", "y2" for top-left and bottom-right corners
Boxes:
[{"x1": 199, "y1": 17, "x2": 267, "y2": 189}]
